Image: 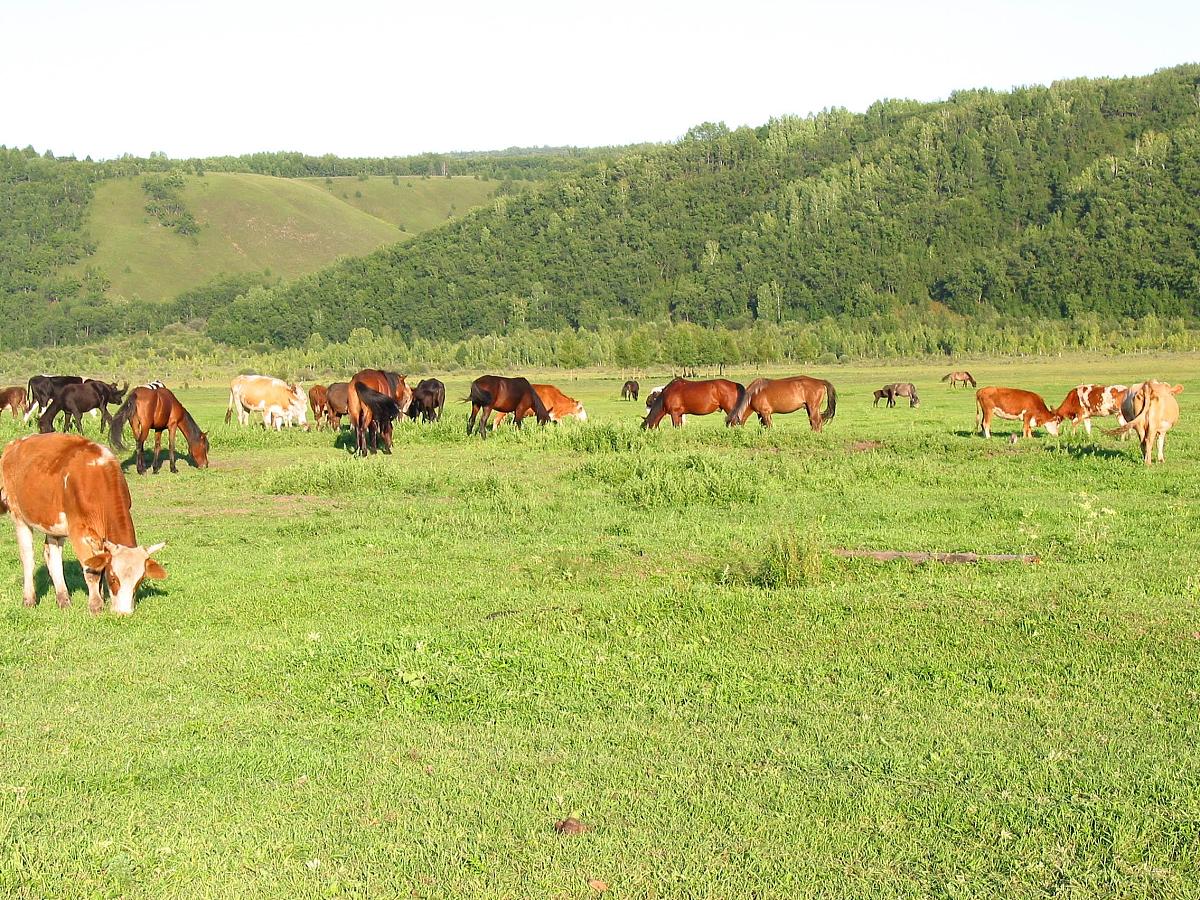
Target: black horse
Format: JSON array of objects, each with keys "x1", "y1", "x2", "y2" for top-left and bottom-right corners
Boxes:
[{"x1": 407, "y1": 378, "x2": 446, "y2": 423}]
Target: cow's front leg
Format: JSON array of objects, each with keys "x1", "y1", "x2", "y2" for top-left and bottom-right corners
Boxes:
[{"x1": 43, "y1": 537, "x2": 70, "y2": 608}]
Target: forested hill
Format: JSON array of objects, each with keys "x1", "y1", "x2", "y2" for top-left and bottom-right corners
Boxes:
[{"x1": 209, "y1": 65, "x2": 1200, "y2": 348}]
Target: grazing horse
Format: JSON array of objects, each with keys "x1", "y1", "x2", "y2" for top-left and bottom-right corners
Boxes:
[
  {"x1": 308, "y1": 385, "x2": 329, "y2": 429},
  {"x1": 0, "y1": 386, "x2": 27, "y2": 419},
  {"x1": 110, "y1": 386, "x2": 210, "y2": 474},
  {"x1": 354, "y1": 386, "x2": 401, "y2": 455},
  {"x1": 347, "y1": 370, "x2": 412, "y2": 456},
  {"x1": 408, "y1": 378, "x2": 446, "y2": 423},
  {"x1": 466, "y1": 376, "x2": 551, "y2": 437},
  {"x1": 37, "y1": 380, "x2": 127, "y2": 434},
  {"x1": 643, "y1": 378, "x2": 744, "y2": 429},
  {"x1": 621, "y1": 380, "x2": 639, "y2": 401},
  {"x1": 325, "y1": 382, "x2": 350, "y2": 430},
  {"x1": 942, "y1": 371, "x2": 976, "y2": 389},
  {"x1": 876, "y1": 382, "x2": 919, "y2": 408},
  {"x1": 726, "y1": 376, "x2": 836, "y2": 430}
]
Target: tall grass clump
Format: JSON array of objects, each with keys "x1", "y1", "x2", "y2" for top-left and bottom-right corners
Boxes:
[
  {"x1": 579, "y1": 452, "x2": 764, "y2": 508},
  {"x1": 261, "y1": 458, "x2": 441, "y2": 496},
  {"x1": 719, "y1": 527, "x2": 824, "y2": 589}
]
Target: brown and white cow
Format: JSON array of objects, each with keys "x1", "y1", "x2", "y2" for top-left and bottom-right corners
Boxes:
[
  {"x1": 490, "y1": 383, "x2": 587, "y2": 428},
  {"x1": 225, "y1": 375, "x2": 309, "y2": 430},
  {"x1": 1054, "y1": 384, "x2": 1129, "y2": 436},
  {"x1": 1112, "y1": 380, "x2": 1183, "y2": 465},
  {"x1": 975, "y1": 387, "x2": 1062, "y2": 439},
  {"x1": 0, "y1": 433, "x2": 166, "y2": 614},
  {"x1": 0, "y1": 386, "x2": 27, "y2": 419}
]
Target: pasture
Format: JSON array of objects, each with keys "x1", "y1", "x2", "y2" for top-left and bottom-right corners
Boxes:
[{"x1": 0, "y1": 355, "x2": 1198, "y2": 898}]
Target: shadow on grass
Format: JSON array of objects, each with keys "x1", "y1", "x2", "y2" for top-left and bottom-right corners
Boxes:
[{"x1": 33, "y1": 560, "x2": 167, "y2": 610}]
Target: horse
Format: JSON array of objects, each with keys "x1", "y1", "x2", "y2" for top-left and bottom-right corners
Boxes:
[
  {"x1": 873, "y1": 388, "x2": 889, "y2": 407},
  {"x1": 877, "y1": 382, "x2": 919, "y2": 408},
  {"x1": 726, "y1": 376, "x2": 836, "y2": 430},
  {"x1": 37, "y1": 380, "x2": 126, "y2": 434},
  {"x1": 621, "y1": 380, "x2": 639, "y2": 401},
  {"x1": 109, "y1": 385, "x2": 209, "y2": 474},
  {"x1": 408, "y1": 378, "x2": 446, "y2": 423},
  {"x1": 0, "y1": 386, "x2": 27, "y2": 419},
  {"x1": 325, "y1": 382, "x2": 350, "y2": 430},
  {"x1": 353, "y1": 386, "x2": 401, "y2": 455},
  {"x1": 942, "y1": 371, "x2": 976, "y2": 389},
  {"x1": 347, "y1": 370, "x2": 412, "y2": 456},
  {"x1": 466, "y1": 376, "x2": 551, "y2": 437},
  {"x1": 308, "y1": 385, "x2": 329, "y2": 430},
  {"x1": 643, "y1": 378, "x2": 744, "y2": 429},
  {"x1": 24, "y1": 374, "x2": 82, "y2": 424}
]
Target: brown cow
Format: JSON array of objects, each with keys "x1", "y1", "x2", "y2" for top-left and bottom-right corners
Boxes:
[
  {"x1": 308, "y1": 385, "x2": 329, "y2": 430},
  {"x1": 975, "y1": 387, "x2": 1061, "y2": 439},
  {"x1": 491, "y1": 383, "x2": 587, "y2": 427},
  {"x1": 0, "y1": 386, "x2": 27, "y2": 419},
  {"x1": 1053, "y1": 384, "x2": 1128, "y2": 436},
  {"x1": 1112, "y1": 381, "x2": 1183, "y2": 464},
  {"x1": 0, "y1": 433, "x2": 166, "y2": 614}
]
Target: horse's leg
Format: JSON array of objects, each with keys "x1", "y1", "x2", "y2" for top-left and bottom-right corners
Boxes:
[
  {"x1": 151, "y1": 431, "x2": 164, "y2": 474},
  {"x1": 670, "y1": 411, "x2": 682, "y2": 428},
  {"x1": 761, "y1": 411, "x2": 773, "y2": 428},
  {"x1": 478, "y1": 406, "x2": 493, "y2": 438},
  {"x1": 467, "y1": 404, "x2": 479, "y2": 436},
  {"x1": 808, "y1": 401, "x2": 822, "y2": 432},
  {"x1": 168, "y1": 424, "x2": 180, "y2": 473}
]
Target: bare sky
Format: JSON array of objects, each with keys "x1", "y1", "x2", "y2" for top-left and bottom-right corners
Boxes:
[{"x1": 3, "y1": 0, "x2": 1197, "y2": 159}]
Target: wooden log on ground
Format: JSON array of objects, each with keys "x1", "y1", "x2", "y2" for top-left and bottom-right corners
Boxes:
[{"x1": 832, "y1": 549, "x2": 1039, "y2": 564}]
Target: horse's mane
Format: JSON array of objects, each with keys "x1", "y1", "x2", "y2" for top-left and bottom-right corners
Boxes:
[{"x1": 179, "y1": 407, "x2": 204, "y2": 445}]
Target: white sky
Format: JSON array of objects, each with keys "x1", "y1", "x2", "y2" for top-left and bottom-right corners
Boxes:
[{"x1": 2, "y1": 0, "x2": 1197, "y2": 160}]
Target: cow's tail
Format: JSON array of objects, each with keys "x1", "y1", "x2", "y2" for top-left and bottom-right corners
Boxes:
[
  {"x1": 224, "y1": 388, "x2": 236, "y2": 425},
  {"x1": 820, "y1": 380, "x2": 837, "y2": 424},
  {"x1": 109, "y1": 392, "x2": 137, "y2": 450}
]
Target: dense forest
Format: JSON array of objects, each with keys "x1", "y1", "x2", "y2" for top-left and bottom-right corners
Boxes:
[{"x1": 3, "y1": 65, "x2": 1199, "y2": 354}]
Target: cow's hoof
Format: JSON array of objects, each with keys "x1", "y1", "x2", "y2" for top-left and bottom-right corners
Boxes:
[
  {"x1": 23, "y1": 596, "x2": 36, "y2": 608},
  {"x1": 56, "y1": 592, "x2": 70, "y2": 608}
]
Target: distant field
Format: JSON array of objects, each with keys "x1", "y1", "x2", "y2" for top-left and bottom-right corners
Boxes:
[
  {"x1": 0, "y1": 355, "x2": 1197, "y2": 897},
  {"x1": 73, "y1": 174, "x2": 500, "y2": 302}
]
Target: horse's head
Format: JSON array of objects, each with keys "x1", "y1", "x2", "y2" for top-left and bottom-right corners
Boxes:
[{"x1": 192, "y1": 432, "x2": 211, "y2": 468}]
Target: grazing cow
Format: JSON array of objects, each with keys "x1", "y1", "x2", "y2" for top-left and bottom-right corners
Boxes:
[
  {"x1": 975, "y1": 387, "x2": 1061, "y2": 439},
  {"x1": 1053, "y1": 384, "x2": 1129, "y2": 436},
  {"x1": 25, "y1": 375, "x2": 82, "y2": 423},
  {"x1": 621, "y1": 380, "x2": 639, "y2": 401},
  {"x1": 0, "y1": 433, "x2": 166, "y2": 614},
  {"x1": 466, "y1": 375, "x2": 551, "y2": 437},
  {"x1": 0, "y1": 386, "x2": 27, "y2": 419},
  {"x1": 491, "y1": 383, "x2": 587, "y2": 428},
  {"x1": 408, "y1": 378, "x2": 446, "y2": 423},
  {"x1": 37, "y1": 380, "x2": 126, "y2": 435},
  {"x1": 308, "y1": 385, "x2": 329, "y2": 430},
  {"x1": 325, "y1": 382, "x2": 350, "y2": 430},
  {"x1": 1112, "y1": 381, "x2": 1183, "y2": 465},
  {"x1": 942, "y1": 371, "x2": 977, "y2": 389},
  {"x1": 225, "y1": 375, "x2": 309, "y2": 430}
]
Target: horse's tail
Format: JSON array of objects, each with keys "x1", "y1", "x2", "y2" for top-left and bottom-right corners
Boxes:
[
  {"x1": 358, "y1": 386, "x2": 400, "y2": 424},
  {"x1": 820, "y1": 380, "x2": 837, "y2": 424},
  {"x1": 468, "y1": 382, "x2": 493, "y2": 409},
  {"x1": 109, "y1": 391, "x2": 137, "y2": 450},
  {"x1": 527, "y1": 381, "x2": 551, "y2": 424},
  {"x1": 727, "y1": 380, "x2": 757, "y2": 426},
  {"x1": 940, "y1": 373, "x2": 951, "y2": 383}
]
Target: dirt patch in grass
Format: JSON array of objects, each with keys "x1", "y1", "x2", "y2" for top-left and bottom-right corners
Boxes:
[{"x1": 849, "y1": 440, "x2": 883, "y2": 453}]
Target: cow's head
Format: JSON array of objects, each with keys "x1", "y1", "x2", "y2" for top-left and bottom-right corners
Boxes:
[
  {"x1": 83, "y1": 540, "x2": 167, "y2": 615},
  {"x1": 570, "y1": 401, "x2": 587, "y2": 422},
  {"x1": 109, "y1": 381, "x2": 128, "y2": 402},
  {"x1": 1043, "y1": 417, "x2": 1061, "y2": 437}
]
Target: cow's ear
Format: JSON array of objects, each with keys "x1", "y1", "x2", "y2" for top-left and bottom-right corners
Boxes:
[
  {"x1": 83, "y1": 552, "x2": 111, "y2": 571},
  {"x1": 144, "y1": 559, "x2": 167, "y2": 580},
  {"x1": 1172, "y1": 384, "x2": 1184, "y2": 395}
]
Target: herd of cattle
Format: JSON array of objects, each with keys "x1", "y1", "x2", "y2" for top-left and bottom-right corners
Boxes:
[{"x1": 0, "y1": 367, "x2": 1185, "y2": 616}]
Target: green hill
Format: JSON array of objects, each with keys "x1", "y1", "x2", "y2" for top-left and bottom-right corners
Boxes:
[
  {"x1": 208, "y1": 65, "x2": 1200, "y2": 347},
  {"x1": 73, "y1": 172, "x2": 500, "y2": 302}
]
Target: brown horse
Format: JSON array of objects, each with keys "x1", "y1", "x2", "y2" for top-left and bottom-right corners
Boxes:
[
  {"x1": 347, "y1": 370, "x2": 412, "y2": 456},
  {"x1": 876, "y1": 382, "x2": 920, "y2": 408},
  {"x1": 727, "y1": 376, "x2": 836, "y2": 430},
  {"x1": 621, "y1": 380, "x2": 639, "y2": 401},
  {"x1": 0, "y1": 386, "x2": 27, "y2": 419},
  {"x1": 643, "y1": 378, "x2": 744, "y2": 429},
  {"x1": 942, "y1": 371, "x2": 976, "y2": 389},
  {"x1": 308, "y1": 384, "x2": 329, "y2": 429},
  {"x1": 466, "y1": 376, "x2": 551, "y2": 437},
  {"x1": 325, "y1": 382, "x2": 350, "y2": 430},
  {"x1": 109, "y1": 385, "x2": 209, "y2": 474},
  {"x1": 353, "y1": 385, "x2": 401, "y2": 455}
]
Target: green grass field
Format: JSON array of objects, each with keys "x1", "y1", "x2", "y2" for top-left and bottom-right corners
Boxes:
[
  {"x1": 0, "y1": 356, "x2": 1197, "y2": 898},
  {"x1": 73, "y1": 174, "x2": 499, "y2": 302}
]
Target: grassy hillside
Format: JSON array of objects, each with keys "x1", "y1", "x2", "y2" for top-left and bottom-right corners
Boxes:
[
  {"x1": 74, "y1": 173, "x2": 500, "y2": 302},
  {"x1": 301, "y1": 175, "x2": 502, "y2": 232}
]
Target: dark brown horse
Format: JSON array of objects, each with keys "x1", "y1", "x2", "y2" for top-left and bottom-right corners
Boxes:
[
  {"x1": 353, "y1": 385, "x2": 401, "y2": 454},
  {"x1": 347, "y1": 370, "x2": 412, "y2": 456},
  {"x1": 942, "y1": 371, "x2": 976, "y2": 389},
  {"x1": 109, "y1": 385, "x2": 209, "y2": 474},
  {"x1": 325, "y1": 382, "x2": 349, "y2": 430},
  {"x1": 621, "y1": 380, "x2": 639, "y2": 401},
  {"x1": 408, "y1": 378, "x2": 446, "y2": 423},
  {"x1": 643, "y1": 378, "x2": 744, "y2": 429},
  {"x1": 0, "y1": 386, "x2": 27, "y2": 419},
  {"x1": 466, "y1": 376, "x2": 550, "y2": 437},
  {"x1": 876, "y1": 382, "x2": 919, "y2": 408},
  {"x1": 726, "y1": 376, "x2": 836, "y2": 430},
  {"x1": 308, "y1": 384, "x2": 329, "y2": 429}
]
